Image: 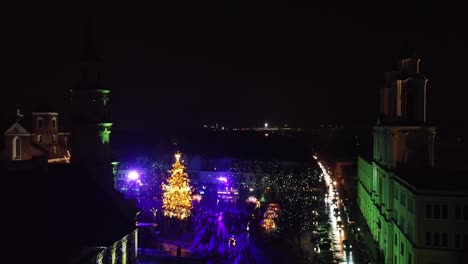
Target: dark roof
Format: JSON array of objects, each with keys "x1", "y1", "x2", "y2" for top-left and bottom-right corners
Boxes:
[
  {"x1": 358, "y1": 152, "x2": 372, "y2": 163},
  {"x1": 396, "y1": 167, "x2": 468, "y2": 192},
  {"x1": 3, "y1": 162, "x2": 137, "y2": 263}
]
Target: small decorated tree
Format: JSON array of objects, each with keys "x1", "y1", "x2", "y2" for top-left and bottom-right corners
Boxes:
[{"x1": 162, "y1": 152, "x2": 193, "y2": 220}]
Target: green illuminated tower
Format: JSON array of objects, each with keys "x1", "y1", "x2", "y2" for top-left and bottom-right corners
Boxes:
[{"x1": 71, "y1": 17, "x2": 113, "y2": 185}]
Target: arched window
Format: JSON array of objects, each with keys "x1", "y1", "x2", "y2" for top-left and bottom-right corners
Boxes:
[
  {"x1": 51, "y1": 116, "x2": 57, "y2": 128},
  {"x1": 13, "y1": 136, "x2": 21, "y2": 160},
  {"x1": 53, "y1": 146, "x2": 57, "y2": 154},
  {"x1": 37, "y1": 117, "x2": 44, "y2": 129},
  {"x1": 37, "y1": 135, "x2": 41, "y2": 142},
  {"x1": 53, "y1": 134, "x2": 56, "y2": 142}
]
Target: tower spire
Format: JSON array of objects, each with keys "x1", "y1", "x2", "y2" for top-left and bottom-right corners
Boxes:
[
  {"x1": 76, "y1": 15, "x2": 103, "y2": 90},
  {"x1": 80, "y1": 15, "x2": 99, "y2": 63}
]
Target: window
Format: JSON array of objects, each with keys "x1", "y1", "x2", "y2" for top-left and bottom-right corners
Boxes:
[
  {"x1": 53, "y1": 146, "x2": 57, "y2": 154},
  {"x1": 51, "y1": 116, "x2": 57, "y2": 128},
  {"x1": 400, "y1": 216, "x2": 405, "y2": 232},
  {"x1": 37, "y1": 135, "x2": 41, "y2": 142},
  {"x1": 394, "y1": 186, "x2": 399, "y2": 199},
  {"x1": 37, "y1": 117, "x2": 43, "y2": 129},
  {"x1": 455, "y1": 205, "x2": 461, "y2": 219},
  {"x1": 408, "y1": 196, "x2": 414, "y2": 213},
  {"x1": 407, "y1": 223, "x2": 414, "y2": 241},
  {"x1": 442, "y1": 205, "x2": 448, "y2": 219},
  {"x1": 395, "y1": 233, "x2": 398, "y2": 246},
  {"x1": 455, "y1": 233, "x2": 461, "y2": 248},
  {"x1": 53, "y1": 134, "x2": 56, "y2": 142},
  {"x1": 408, "y1": 253, "x2": 412, "y2": 264},
  {"x1": 425, "y1": 232, "x2": 431, "y2": 246},
  {"x1": 426, "y1": 204, "x2": 432, "y2": 218},
  {"x1": 434, "y1": 205, "x2": 440, "y2": 219},
  {"x1": 433, "y1": 232, "x2": 440, "y2": 247},
  {"x1": 441, "y1": 233, "x2": 447, "y2": 247},
  {"x1": 400, "y1": 242, "x2": 405, "y2": 255},
  {"x1": 12, "y1": 136, "x2": 21, "y2": 160},
  {"x1": 400, "y1": 190, "x2": 406, "y2": 206}
]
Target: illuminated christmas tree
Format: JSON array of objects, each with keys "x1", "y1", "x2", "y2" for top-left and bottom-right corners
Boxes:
[{"x1": 162, "y1": 152, "x2": 193, "y2": 220}]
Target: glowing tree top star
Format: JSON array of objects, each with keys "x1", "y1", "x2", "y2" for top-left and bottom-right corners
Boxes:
[{"x1": 162, "y1": 152, "x2": 193, "y2": 220}]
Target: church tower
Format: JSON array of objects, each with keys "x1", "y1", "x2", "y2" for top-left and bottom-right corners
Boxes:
[
  {"x1": 71, "y1": 18, "x2": 113, "y2": 183},
  {"x1": 374, "y1": 50, "x2": 436, "y2": 169}
]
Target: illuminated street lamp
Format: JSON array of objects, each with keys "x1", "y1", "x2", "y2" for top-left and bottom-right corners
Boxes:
[{"x1": 128, "y1": 170, "x2": 140, "y2": 180}]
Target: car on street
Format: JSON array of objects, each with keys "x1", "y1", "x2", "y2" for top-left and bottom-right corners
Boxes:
[
  {"x1": 343, "y1": 239, "x2": 352, "y2": 251},
  {"x1": 337, "y1": 220, "x2": 344, "y2": 230},
  {"x1": 319, "y1": 242, "x2": 332, "y2": 251},
  {"x1": 333, "y1": 208, "x2": 340, "y2": 216}
]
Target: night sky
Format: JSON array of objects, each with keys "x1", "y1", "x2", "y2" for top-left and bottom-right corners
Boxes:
[{"x1": 2, "y1": 2, "x2": 468, "y2": 131}]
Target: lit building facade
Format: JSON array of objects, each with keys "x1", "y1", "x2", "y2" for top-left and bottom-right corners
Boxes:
[
  {"x1": 357, "y1": 53, "x2": 468, "y2": 264},
  {"x1": 1, "y1": 110, "x2": 71, "y2": 163}
]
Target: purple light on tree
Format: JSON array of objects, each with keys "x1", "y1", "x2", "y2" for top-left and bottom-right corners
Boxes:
[{"x1": 128, "y1": 170, "x2": 140, "y2": 180}]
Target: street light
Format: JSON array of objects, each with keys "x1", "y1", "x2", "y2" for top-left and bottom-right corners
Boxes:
[{"x1": 128, "y1": 170, "x2": 140, "y2": 180}]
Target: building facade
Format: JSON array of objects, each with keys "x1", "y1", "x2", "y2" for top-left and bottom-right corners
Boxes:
[
  {"x1": 357, "y1": 54, "x2": 468, "y2": 264},
  {"x1": 1, "y1": 111, "x2": 71, "y2": 163}
]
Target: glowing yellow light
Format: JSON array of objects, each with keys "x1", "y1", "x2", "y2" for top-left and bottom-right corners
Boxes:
[
  {"x1": 260, "y1": 218, "x2": 276, "y2": 230},
  {"x1": 162, "y1": 152, "x2": 193, "y2": 220}
]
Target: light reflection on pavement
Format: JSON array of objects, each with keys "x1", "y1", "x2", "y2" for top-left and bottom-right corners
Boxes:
[{"x1": 318, "y1": 160, "x2": 359, "y2": 264}]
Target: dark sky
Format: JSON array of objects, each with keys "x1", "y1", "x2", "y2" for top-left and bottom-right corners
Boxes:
[{"x1": 2, "y1": 2, "x2": 468, "y2": 131}]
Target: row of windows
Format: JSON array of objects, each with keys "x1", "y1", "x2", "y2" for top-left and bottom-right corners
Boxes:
[
  {"x1": 425, "y1": 232, "x2": 468, "y2": 249},
  {"x1": 37, "y1": 134, "x2": 58, "y2": 143},
  {"x1": 36, "y1": 116, "x2": 57, "y2": 129},
  {"x1": 394, "y1": 186, "x2": 414, "y2": 213},
  {"x1": 426, "y1": 204, "x2": 468, "y2": 220}
]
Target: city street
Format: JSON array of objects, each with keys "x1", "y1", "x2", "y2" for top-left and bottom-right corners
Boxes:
[{"x1": 317, "y1": 159, "x2": 366, "y2": 264}]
